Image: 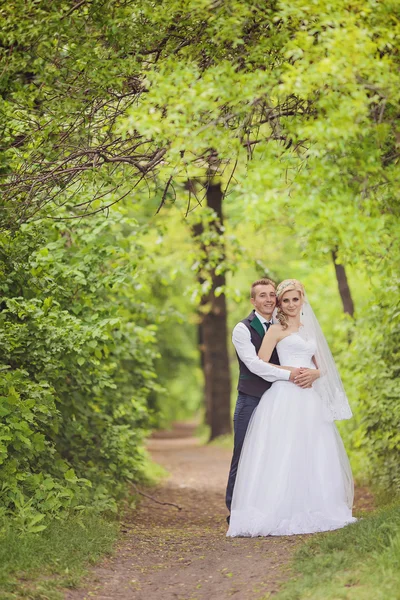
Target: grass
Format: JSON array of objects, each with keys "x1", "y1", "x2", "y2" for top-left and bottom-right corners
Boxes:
[
  {"x1": 0, "y1": 512, "x2": 118, "y2": 599},
  {"x1": 141, "y1": 448, "x2": 170, "y2": 484},
  {"x1": 0, "y1": 452, "x2": 168, "y2": 600},
  {"x1": 195, "y1": 422, "x2": 234, "y2": 448},
  {"x1": 275, "y1": 503, "x2": 400, "y2": 600}
]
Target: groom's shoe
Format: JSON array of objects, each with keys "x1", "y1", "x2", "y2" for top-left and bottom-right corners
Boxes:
[{"x1": 226, "y1": 515, "x2": 230, "y2": 525}]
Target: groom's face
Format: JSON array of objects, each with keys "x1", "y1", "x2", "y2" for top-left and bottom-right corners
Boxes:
[{"x1": 251, "y1": 284, "x2": 277, "y2": 319}]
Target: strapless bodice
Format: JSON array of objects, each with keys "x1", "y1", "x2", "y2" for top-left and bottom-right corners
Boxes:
[{"x1": 277, "y1": 333, "x2": 317, "y2": 368}]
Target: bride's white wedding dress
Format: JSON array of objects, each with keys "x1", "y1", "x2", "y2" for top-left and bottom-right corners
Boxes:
[{"x1": 227, "y1": 333, "x2": 356, "y2": 537}]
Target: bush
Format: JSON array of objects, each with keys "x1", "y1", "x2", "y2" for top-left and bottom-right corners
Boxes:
[
  {"x1": 0, "y1": 213, "x2": 161, "y2": 527},
  {"x1": 343, "y1": 283, "x2": 400, "y2": 497}
]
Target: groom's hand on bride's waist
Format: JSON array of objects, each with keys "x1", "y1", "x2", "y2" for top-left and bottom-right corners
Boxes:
[{"x1": 294, "y1": 368, "x2": 320, "y2": 388}]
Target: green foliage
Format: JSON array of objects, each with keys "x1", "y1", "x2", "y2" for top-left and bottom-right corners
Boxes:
[
  {"x1": 276, "y1": 503, "x2": 400, "y2": 600},
  {"x1": 126, "y1": 204, "x2": 204, "y2": 425},
  {"x1": 1, "y1": 0, "x2": 399, "y2": 505},
  {"x1": 0, "y1": 212, "x2": 162, "y2": 524},
  {"x1": 345, "y1": 290, "x2": 400, "y2": 496}
]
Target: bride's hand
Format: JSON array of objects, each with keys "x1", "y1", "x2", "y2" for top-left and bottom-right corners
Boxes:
[
  {"x1": 294, "y1": 368, "x2": 320, "y2": 388},
  {"x1": 288, "y1": 367, "x2": 302, "y2": 382}
]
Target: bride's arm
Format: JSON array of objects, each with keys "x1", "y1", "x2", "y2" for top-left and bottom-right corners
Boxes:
[
  {"x1": 258, "y1": 325, "x2": 281, "y2": 362},
  {"x1": 232, "y1": 323, "x2": 292, "y2": 382},
  {"x1": 258, "y1": 326, "x2": 301, "y2": 377},
  {"x1": 257, "y1": 327, "x2": 296, "y2": 373}
]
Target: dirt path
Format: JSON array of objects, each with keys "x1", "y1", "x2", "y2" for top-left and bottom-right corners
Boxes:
[{"x1": 65, "y1": 423, "x2": 374, "y2": 600}]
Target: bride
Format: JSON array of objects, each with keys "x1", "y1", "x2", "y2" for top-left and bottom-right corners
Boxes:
[{"x1": 227, "y1": 279, "x2": 356, "y2": 537}]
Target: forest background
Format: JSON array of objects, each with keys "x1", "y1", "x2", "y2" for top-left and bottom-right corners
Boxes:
[{"x1": 0, "y1": 0, "x2": 399, "y2": 582}]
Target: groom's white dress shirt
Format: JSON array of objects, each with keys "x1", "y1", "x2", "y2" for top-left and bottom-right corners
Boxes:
[{"x1": 232, "y1": 310, "x2": 290, "y2": 383}]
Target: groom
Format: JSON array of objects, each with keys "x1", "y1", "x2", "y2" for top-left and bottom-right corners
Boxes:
[{"x1": 225, "y1": 278, "x2": 319, "y2": 521}]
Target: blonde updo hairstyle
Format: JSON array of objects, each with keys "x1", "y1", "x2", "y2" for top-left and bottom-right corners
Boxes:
[{"x1": 275, "y1": 279, "x2": 305, "y2": 329}]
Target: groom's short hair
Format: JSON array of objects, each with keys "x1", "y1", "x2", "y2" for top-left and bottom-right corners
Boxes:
[{"x1": 251, "y1": 278, "x2": 276, "y2": 298}]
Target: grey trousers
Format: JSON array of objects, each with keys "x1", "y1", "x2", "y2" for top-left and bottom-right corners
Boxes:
[{"x1": 225, "y1": 392, "x2": 260, "y2": 512}]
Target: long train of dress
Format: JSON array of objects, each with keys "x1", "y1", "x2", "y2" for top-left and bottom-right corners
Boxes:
[{"x1": 227, "y1": 333, "x2": 356, "y2": 537}]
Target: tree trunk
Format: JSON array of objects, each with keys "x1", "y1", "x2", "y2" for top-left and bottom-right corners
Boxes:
[
  {"x1": 192, "y1": 182, "x2": 232, "y2": 440},
  {"x1": 331, "y1": 248, "x2": 355, "y2": 317}
]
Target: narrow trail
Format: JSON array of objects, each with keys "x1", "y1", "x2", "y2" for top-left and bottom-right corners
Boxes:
[{"x1": 65, "y1": 423, "x2": 374, "y2": 600}]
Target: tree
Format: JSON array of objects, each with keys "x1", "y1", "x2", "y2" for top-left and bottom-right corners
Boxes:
[
  {"x1": 0, "y1": 1, "x2": 318, "y2": 223},
  {"x1": 192, "y1": 180, "x2": 231, "y2": 439},
  {"x1": 331, "y1": 249, "x2": 355, "y2": 318}
]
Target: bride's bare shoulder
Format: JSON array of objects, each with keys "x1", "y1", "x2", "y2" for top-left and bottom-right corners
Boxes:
[{"x1": 269, "y1": 324, "x2": 285, "y2": 336}]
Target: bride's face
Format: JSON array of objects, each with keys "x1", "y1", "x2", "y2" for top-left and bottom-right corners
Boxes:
[{"x1": 280, "y1": 289, "x2": 303, "y2": 318}]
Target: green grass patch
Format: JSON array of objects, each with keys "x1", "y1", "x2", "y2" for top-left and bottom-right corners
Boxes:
[
  {"x1": 0, "y1": 512, "x2": 118, "y2": 600},
  {"x1": 276, "y1": 504, "x2": 400, "y2": 600},
  {"x1": 207, "y1": 433, "x2": 234, "y2": 448},
  {"x1": 0, "y1": 453, "x2": 168, "y2": 600},
  {"x1": 141, "y1": 448, "x2": 170, "y2": 484},
  {"x1": 195, "y1": 422, "x2": 234, "y2": 448}
]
